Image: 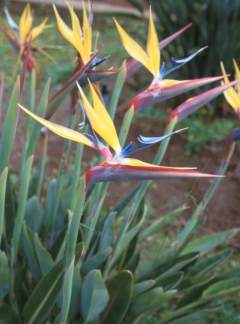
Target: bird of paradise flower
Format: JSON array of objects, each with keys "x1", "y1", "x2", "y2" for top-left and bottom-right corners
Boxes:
[
  {"x1": 114, "y1": 8, "x2": 224, "y2": 112},
  {"x1": 3, "y1": 4, "x2": 50, "y2": 71},
  {"x1": 19, "y1": 80, "x2": 219, "y2": 190}
]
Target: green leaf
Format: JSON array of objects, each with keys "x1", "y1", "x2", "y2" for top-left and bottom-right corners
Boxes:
[
  {"x1": 102, "y1": 271, "x2": 134, "y2": 324},
  {"x1": 0, "y1": 251, "x2": 10, "y2": 300},
  {"x1": 69, "y1": 261, "x2": 82, "y2": 317},
  {"x1": 26, "y1": 78, "x2": 50, "y2": 157},
  {"x1": 81, "y1": 270, "x2": 109, "y2": 323},
  {"x1": 44, "y1": 178, "x2": 58, "y2": 229},
  {"x1": 61, "y1": 257, "x2": 75, "y2": 323},
  {"x1": 130, "y1": 287, "x2": 176, "y2": 316},
  {"x1": 140, "y1": 204, "x2": 188, "y2": 240},
  {"x1": 181, "y1": 229, "x2": 238, "y2": 255},
  {"x1": 0, "y1": 74, "x2": 4, "y2": 116},
  {"x1": 167, "y1": 308, "x2": 214, "y2": 324},
  {"x1": 105, "y1": 205, "x2": 147, "y2": 275},
  {"x1": 156, "y1": 272, "x2": 184, "y2": 291},
  {"x1": 119, "y1": 107, "x2": 134, "y2": 146},
  {"x1": 34, "y1": 233, "x2": 54, "y2": 275},
  {"x1": 25, "y1": 196, "x2": 42, "y2": 232},
  {"x1": 133, "y1": 280, "x2": 156, "y2": 298},
  {"x1": 139, "y1": 251, "x2": 198, "y2": 282},
  {"x1": 61, "y1": 180, "x2": 85, "y2": 322},
  {"x1": 22, "y1": 223, "x2": 41, "y2": 280},
  {"x1": 4, "y1": 175, "x2": 17, "y2": 241},
  {"x1": 189, "y1": 248, "x2": 232, "y2": 277},
  {"x1": 0, "y1": 168, "x2": 8, "y2": 246},
  {"x1": 202, "y1": 278, "x2": 240, "y2": 299},
  {"x1": 11, "y1": 155, "x2": 33, "y2": 260},
  {"x1": 108, "y1": 62, "x2": 126, "y2": 118},
  {"x1": 23, "y1": 260, "x2": 64, "y2": 324},
  {"x1": 99, "y1": 212, "x2": 116, "y2": 251},
  {"x1": 82, "y1": 247, "x2": 112, "y2": 274},
  {"x1": 0, "y1": 78, "x2": 19, "y2": 171},
  {"x1": 0, "y1": 304, "x2": 20, "y2": 323},
  {"x1": 124, "y1": 252, "x2": 140, "y2": 272},
  {"x1": 177, "y1": 275, "x2": 217, "y2": 308}
]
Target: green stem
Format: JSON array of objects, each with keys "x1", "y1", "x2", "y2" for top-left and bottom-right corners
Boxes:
[
  {"x1": 178, "y1": 142, "x2": 236, "y2": 244},
  {"x1": 36, "y1": 134, "x2": 48, "y2": 198},
  {"x1": 108, "y1": 62, "x2": 126, "y2": 119},
  {"x1": 119, "y1": 107, "x2": 134, "y2": 146},
  {"x1": 61, "y1": 178, "x2": 86, "y2": 322},
  {"x1": 194, "y1": 142, "x2": 235, "y2": 215}
]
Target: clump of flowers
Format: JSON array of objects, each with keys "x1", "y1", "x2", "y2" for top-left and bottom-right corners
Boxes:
[{"x1": 0, "y1": 3, "x2": 240, "y2": 323}]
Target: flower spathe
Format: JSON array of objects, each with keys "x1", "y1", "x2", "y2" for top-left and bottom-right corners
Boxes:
[
  {"x1": 19, "y1": 80, "x2": 219, "y2": 190},
  {"x1": 221, "y1": 60, "x2": 240, "y2": 119}
]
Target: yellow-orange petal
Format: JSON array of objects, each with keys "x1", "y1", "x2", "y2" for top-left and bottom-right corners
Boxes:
[
  {"x1": 82, "y1": 4, "x2": 92, "y2": 63},
  {"x1": 114, "y1": 18, "x2": 152, "y2": 75},
  {"x1": 31, "y1": 18, "x2": 50, "y2": 40},
  {"x1": 88, "y1": 81, "x2": 121, "y2": 152},
  {"x1": 53, "y1": 5, "x2": 75, "y2": 48},
  {"x1": 147, "y1": 7, "x2": 160, "y2": 77},
  {"x1": 221, "y1": 62, "x2": 240, "y2": 111},
  {"x1": 159, "y1": 79, "x2": 184, "y2": 87},
  {"x1": 77, "y1": 83, "x2": 121, "y2": 153},
  {"x1": 67, "y1": 4, "x2": 85, "y2": 57},
  {"x1": 233, "y1": 59, "x2": 240, "y2": 94},
  {"x1": 19, "y1": 4, "x2": 33, "y2": 41},
  {"x1": 122, "y1": 158, "x2": 196, "y2": 169},
  {"x1": 18, "y1": 104, "x2": 94, "y2": 148}
]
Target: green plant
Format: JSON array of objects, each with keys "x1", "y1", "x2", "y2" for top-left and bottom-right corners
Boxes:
[{"x1": 0, "y1": 3, "x2": 240, "y2": 323}]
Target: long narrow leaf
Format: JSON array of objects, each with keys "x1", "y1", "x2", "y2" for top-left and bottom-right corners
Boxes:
[
  {"x1": 11, "y1": 155, "x2": 33, "y2": 261},
  {"x1": 0, "y1": 78, "x2": 19, "y2": 172},
  {"x1": 0, "y1": 168, "x2": 8, "y2": 247}
]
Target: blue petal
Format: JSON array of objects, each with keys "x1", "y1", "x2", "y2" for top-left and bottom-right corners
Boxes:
[
  {"x1": 84, "y1": 133, "x2": 105, "y2": 148},
  {"x1": 162, "y1": 46, "x2": 207, "y2": 78},
  {"x1": 121, "y1": 128, "x2": 187, "y2": 158},
  {"x1": 138, "y1": 128, "x2": 187, "y2": 145},
  {"x1": 121, "y1": 142, "x2": 134, "y2": 157},
  {"x1": 4, "y1": 7, "x2": 19, "y2": 32},
  {"x1": 90, "y1": 56, "x2": 109, "y2": 69},
  {"x1": 231, "y1": 128, "x2": 240, "y2": 143}
]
